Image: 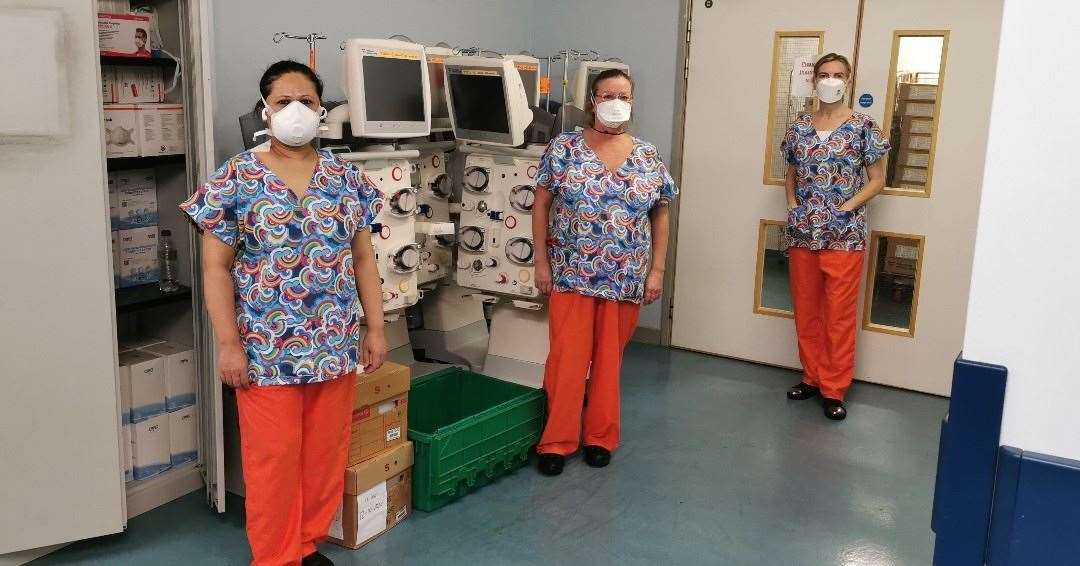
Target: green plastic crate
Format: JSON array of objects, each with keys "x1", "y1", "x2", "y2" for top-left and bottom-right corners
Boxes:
[{"x1": 407, "y1": 368, "x2": 546, "y2": 512}]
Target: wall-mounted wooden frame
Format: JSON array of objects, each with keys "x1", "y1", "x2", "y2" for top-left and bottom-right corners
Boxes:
[
  {"x1": 762, "y1": 31, "x2": 824, "y2": 187},
  {"x1": 753, "y1": 219, "x2": 795, "y2": 319},
  {"x1": 881, "y1": 30, "x2": 951, "y2": 198},
  {"x1": 863, "y1": 231, "x2": 926, "y2": 337}
]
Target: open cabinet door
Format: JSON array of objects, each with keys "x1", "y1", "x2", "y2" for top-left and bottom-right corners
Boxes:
[
  {"x1": 0, "y1": 0, "x2": 125, "y2": 555},
  {"x1": 180, "y1": 0, "x2": 225, "y2": 513}
]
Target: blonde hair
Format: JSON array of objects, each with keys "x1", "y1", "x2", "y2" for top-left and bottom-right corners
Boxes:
[{"x1": 814, "y1": 53, "x2": 852, "y2": 77}]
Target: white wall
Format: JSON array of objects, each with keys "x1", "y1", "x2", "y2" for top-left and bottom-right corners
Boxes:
[
  {"x1": 211, "y1": 0, "x2": 536, "y2": 162},
  {"x1": 529, "y1": 0, "x2": 682, "y2": 329},
  {"x1": 962, "y1": 0, "x2": 1080, "y2": 461}
]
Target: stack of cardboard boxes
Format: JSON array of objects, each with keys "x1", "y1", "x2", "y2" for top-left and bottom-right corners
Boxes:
[
  {"x1": 895, "y1": 82, "x2": 939, "y2": 191},
  {"x1": 109, "y1": 168, "x2": 159, "y2": 288},
  {"x1": 328, "y1": 362, "x2": 414, "y2": 550},
  {"x1": 117, "y1": 338, "x2": 197, "y2": 482},
  {"x1": 102, "y1": 65, "x2": 185, "y2": 159}
]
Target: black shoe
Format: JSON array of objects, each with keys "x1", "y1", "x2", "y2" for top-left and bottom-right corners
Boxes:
[
  {"x1": 302, "y1": 551, "x2": 334, "y2": 566},
  {"x1": 538, "y1": 453, "x2": 565, "y2": 476},
  {"x1": 787, "y1": 382, "x2": 820, "y2": 400},
  {"x1": 583, "y1": 446, "x2": 612, "y2": 468},
  {"x1": 823, "y1": 398, "x2": 847, "y2": 421}
]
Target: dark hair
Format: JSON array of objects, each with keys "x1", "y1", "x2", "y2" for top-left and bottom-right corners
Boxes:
[
  {"x1": 256, "y1": 60, "x2": 324, "y2": 111},
  {"x1": 814, "y1": 53, "x2": 852, "y2": 77},
  {"x1": 585, "y1": 68, "x2": 634, "y2": 127},
  {"x1": 135, "y1": 28, "x2": 147, "y2": 37}
]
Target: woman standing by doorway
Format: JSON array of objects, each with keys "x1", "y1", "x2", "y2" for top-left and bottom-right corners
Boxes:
[{"x1": 781, "y1": 53, "x2": 890, "y2": 420}]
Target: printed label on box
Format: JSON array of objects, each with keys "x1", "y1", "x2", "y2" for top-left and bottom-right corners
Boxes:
[{"x1": 386, "y1": 427, "x2": 401, "y2": 443}]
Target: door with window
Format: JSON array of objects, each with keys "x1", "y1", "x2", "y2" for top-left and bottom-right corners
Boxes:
[{"x1": 671, "y1": 0, "x2": 1004, "y2": 395}]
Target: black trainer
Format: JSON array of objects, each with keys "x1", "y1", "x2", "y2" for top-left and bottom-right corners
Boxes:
[
  {"x1": 584, "y1": 446, "x2": 612, "y2": 468},
  {"x1": 302, "y1": 551, "x2": 334, "y2": 566},
  {"x1": 787, "y1": 382, "x2": 820, "y2": 400},
  {"x1": 538, "y1": 453, "x2": 565, "y2": 476},
  {"x1": 823, "y1": 398, "x2": 847, "y2": 421}
]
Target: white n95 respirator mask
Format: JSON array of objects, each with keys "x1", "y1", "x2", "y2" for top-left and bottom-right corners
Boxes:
[
  {"x1": 816, "y1": 78, "x2": 846, "y2": 104},
  {"x1": 594, "y1": 99, "x2": 632, "y2": 128},
  {"x1": 261, "y1": 99, "x2": 326, "y2": 146}
]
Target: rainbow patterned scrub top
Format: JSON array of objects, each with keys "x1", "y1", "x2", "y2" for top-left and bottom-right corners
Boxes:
[
  {"x1": 781, "y1": 112, "x2": 890, "y2": 251},
  {"x1": 536, "y1": 131, "x2": 678, "y2": 303},
  {"x1": 180, "y1": 149, "x2": 382, "y2": 386}
]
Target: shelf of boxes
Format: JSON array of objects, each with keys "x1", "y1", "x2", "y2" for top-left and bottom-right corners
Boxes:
[{"x1": 894, "y1": 82, "x2": 939, "y2": 191}]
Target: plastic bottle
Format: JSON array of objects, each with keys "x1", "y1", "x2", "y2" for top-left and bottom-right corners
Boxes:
[{"x1": 158, "y1": 229, "x2": 179, "y2": 293}]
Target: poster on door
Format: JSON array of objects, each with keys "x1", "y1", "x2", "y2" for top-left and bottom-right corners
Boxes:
[{"x1": 790, "y1": 55, "x2": 817, "y2": 98}]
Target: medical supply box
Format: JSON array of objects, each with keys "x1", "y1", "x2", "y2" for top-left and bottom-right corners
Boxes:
[
  {"x1": 328, "y1": 441, "x2": 414, "y2": 549},
  {"x1": 347, "y1": 362, "x2": 410, "y2": 466},
  {"x1": 97, "y1": 13, "x2": 151, "y2": 58},
  {"x1": 140, "y1": 342, "x2": 195, "y2": 411}
]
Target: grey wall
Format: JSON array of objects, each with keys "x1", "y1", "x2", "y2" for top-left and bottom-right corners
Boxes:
[
  {"x1": 529, "y1": 0, "x2": 682, "y2": 330},
  {"x1": 210, "y1": 0, "x2": 683, "y2": 329},
  {"x1": 211, "y1": 0, "x2": 535, "y2": 162}
]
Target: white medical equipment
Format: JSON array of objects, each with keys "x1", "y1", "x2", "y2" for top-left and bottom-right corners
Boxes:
[
  {"x1": 340, "y1": 38, "x2": 431, "y2": 138},
  {"x1": 443, "y1": 56, "x2": 533, "y2": 147},
  {"x1": 505, "y1": 53, "x2": 541, "y2": 108}
]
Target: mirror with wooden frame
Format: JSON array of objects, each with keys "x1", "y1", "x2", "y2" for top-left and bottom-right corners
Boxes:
[
  {"x1": 882, "y1": 31, "x2": 950, "y2": 197},
  {"x1": 863, "y1": 232, "x2": 925, "y2": 337},
  {"x1": 754, "y1": 220, "x2": 794, "y2": 318}
]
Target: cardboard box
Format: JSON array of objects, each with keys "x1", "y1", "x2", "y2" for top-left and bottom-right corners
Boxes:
[
  {"x1": 142, "y1": 342, "x2": 195, "y2": 410},
  {"x1": 882, "y1": 239, "x2": 919, "y2": 277},
  {"x1": 119, "y1": 349, "x2": 165, "y2": 422},
  {"x1": 900, "y1": 101, "x2": 935, "y2": 119},
  {"x1": 132, "y1": 413, "x2": 171, "y2": 480},
  {"x1": 118, "y1": 66, "x2": 164, "y2": 103},
  {"x1": 136, "y1": 104, "x2": 185, "y2": 156},
  {"x1": 348, "y1": 362, "x2": 410, "y2": 466},
  {"x1": 97, "y1": 13, "x2": 151, "y2": 58},
  {"x1": 103, "y1": 104, "x2": 140, "y2": 157},
  {"x1": 101, "y1": 65, "x2": 118, "y2": 104},
  {"x1": 119, "y1": 226, "x2": 159, "y2": 287},
  {"x1": 168, "y1": 405, "x2": 198, "y2": 466},
  {"x1": 901, "y1": 132, "x2": 933, "y2": 152},
  {"x1": 123, "y1": 423, "x2": 134, "y2": 482},
  {"x1": 900, "y1": 117, "x2": 933, "y2": 136},
  {"x1": 329, "y1": 441, "x2": 414, "y2": 549},
  {"x1": 899, "y1": 82, "x2": 938, "y2": 102},
  {"x1": 896, "y1": 149, "x2": 930, "y2": 169},
  {"x1": 115, "y1": 168, "x2": 158, "y2": 229},
  {"x1": 897, "y1": 166, "x2": 928, "y2": 184},
  {"x1": 97, "y1": 0, "x2": 132, "y2": 13}
]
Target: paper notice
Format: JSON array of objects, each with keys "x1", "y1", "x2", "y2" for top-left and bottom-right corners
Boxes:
[
  {"x1": 328, "y1": 501, "x2": 345, "y2": 541},
  {"x1": 357, "y1": 482, "x2": 389, "y2": 544}
]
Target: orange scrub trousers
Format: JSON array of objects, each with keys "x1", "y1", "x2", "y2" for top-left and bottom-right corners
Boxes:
[
  {"x1": 534, "y1": 132, "x2": 679, "y2": 455},
  {"x1": 780, "y1": 112, "x2": 891, "y2": 401}
]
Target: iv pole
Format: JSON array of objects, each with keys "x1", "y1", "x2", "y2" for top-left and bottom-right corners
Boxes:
[{"x1": 273, "y1": 32, "x2": 328, "y2": 70}]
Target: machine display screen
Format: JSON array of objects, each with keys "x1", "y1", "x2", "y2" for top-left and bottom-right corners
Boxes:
[
  {"x1": 448, "y1": 72, "x2": 510, "y2": 134},
  {"x1": 362, "y1": 56, "x2": 425, "y2": 122},
  {"x1": 428, "y1": 60, "x2": 449, "y2": 119}
]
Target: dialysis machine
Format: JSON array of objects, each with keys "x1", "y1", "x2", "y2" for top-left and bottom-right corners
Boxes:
[{"x1": 442, "y1": 54, "x2": 550, "y2": 387}]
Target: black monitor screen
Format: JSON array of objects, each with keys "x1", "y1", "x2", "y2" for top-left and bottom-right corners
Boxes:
[
  {"x1": 519, "y1": 70, "x2": 538, "y2": 106},
  {"x1": 448, "y1": 71, "x2": 509, "y2": 134},
  {"x1": 362, "y1": 56, "x2": 425, "y2": 122},
  {"x1": 428, "y1": 61, "x2": 448, "y2": 119}
]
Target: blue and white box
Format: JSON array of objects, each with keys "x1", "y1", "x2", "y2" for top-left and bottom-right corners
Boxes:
[
  {"x1": 132, "y1": 413, "x2": 170, "y2": 480},
  {"x1": 115, "y1": 168, "x2": 158, "y2": 229},
  {"x1": 111, "y1": 231, "x2": 120, "y2": 287},
  {"x1": 168, "y1": 405, "x2": 198, "y2": 466},
  {"x1": 119, "y1": 226, "x2": 159, "y2": 287},
  {"x1": 142, "y1": 342, "x2": 195, "y2": 411},
  {"x1": 119, "y1": 349, "x2": 165, "y2": 422},
  {"x1": 108, "y1": 172, "x2": 120, "y2": 228},
  {"x1": 118, "y1": 355, "x2": 133, "y2": 424}
]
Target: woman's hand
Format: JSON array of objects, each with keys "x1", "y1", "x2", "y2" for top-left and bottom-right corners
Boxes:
[
  {"x1": 535, "y1": 261, "x2": 554, "y2": 296},
  {"x1": 218, "y1": 342, "x2": 249, "y2": 388},
  {"x1": 644, "y1": 269, "x2": 664, "y2": 304},
  {"x1": 361, "y1": 328, "x2": 388, "y2": 373}
]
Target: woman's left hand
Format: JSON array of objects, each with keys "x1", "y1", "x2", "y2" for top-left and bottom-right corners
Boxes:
[
  {"x1": 361, "y1": 328, "x2": 388, "y2": 373},
  {"x1": 644, "y1": 269, "x2": 664, "y2": 304}
]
